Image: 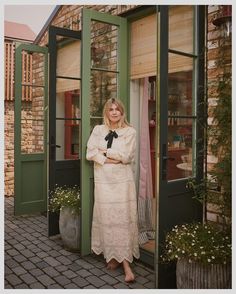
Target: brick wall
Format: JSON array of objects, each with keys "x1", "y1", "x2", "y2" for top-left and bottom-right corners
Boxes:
[
  {"x1": 39, "y1": 5, "x2": 138, "y2": 46},
  {"x1": 4, "y1": 51, "x2": 46, "y2": 196},
  {"x1": 4, "y1": 5, "x2": 138, "y2": 197},
  {"x1": 5, "y1": 5, "x2": 231, "y2": 218},
  {"x1": 206, "y1": 5, "x2": 231, "y2": 223},
  {"x1": 4, "y1": 101, "x2": 14, "y2": 196}
]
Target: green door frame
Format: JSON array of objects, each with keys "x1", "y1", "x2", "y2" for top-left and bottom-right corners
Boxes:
[
  {"x1": 80, "y1": 8, "x2": 128, "y2": 255},
  {"x1": 14, "y1": 43, "x2": 48, "y2": 215}
]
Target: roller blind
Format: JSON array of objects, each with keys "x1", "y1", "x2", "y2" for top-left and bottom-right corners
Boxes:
[
  {"x1": 56, "y1": 40, "x2": 81, "y2": 93},
  {"x1": 130, "y1": 14, "x2": 157, "y2": 80},
  {"x1": 130, "y1": 6, "x2": 193, "y2": 79}
]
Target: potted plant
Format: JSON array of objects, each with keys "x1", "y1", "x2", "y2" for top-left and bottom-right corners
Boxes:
[
  {"x1": 49, "y1": 185, "x2": 81, "y2": 252},
  {"x1": 162, "y1": 221, "x2": 231, "y2": 288}
]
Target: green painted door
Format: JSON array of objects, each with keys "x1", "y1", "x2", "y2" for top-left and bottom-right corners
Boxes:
[
  {"x1": 80, "y1": 8, "x2": 128, "y2": 255},
  {"x1": 155, "y1": 6, "x2": 205, "y2": 288},
  {"x1": 14, "y1": 43, "x2": 48, "y2": 215}
]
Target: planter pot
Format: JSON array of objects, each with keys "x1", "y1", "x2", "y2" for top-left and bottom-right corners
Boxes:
[
  {"x1": 176, "y1": 258, "x2": 231, "y2": 289},
  {"x1": 59, "y1": 207, "x2": 80, "y2": 252}
]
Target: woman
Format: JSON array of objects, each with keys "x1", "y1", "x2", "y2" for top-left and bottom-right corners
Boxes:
[{"x1": 86, "y1": 98, "x2": 140, "y2": 282}]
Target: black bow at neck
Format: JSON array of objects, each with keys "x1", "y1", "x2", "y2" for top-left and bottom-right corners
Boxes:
[{"x1": 105, "y1": 130, "x2": 118, "y2": 148}]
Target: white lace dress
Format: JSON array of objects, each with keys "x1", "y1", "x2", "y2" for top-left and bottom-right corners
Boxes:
[{"x1": 86, "y1": 124, "x2": 140, "y2": 263}]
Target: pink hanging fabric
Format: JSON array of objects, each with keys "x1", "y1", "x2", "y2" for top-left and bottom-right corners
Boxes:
[
  {"x1": 138, "y1": 77, "x2": 155, "y2": 245},
  {"x1": 139, "y1": 77, "x2": 153, "y2": 200}
]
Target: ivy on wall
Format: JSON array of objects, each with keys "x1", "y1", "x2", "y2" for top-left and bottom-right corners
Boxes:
[{"x1": 208, "y1": 16, "x2": 232, "y2": 224}]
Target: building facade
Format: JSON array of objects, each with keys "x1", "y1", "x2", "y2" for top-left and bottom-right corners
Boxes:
[{"x1": 4, "y1": 5, "x2": 231, "y2": 288}]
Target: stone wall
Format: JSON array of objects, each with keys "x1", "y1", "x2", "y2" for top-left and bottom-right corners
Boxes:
[
  {"x1": 4, "y1": 101, "x2": 14, "y2": 196},
  {"x1": 4, "y1": 101, "x2": 34, "y2": 196}
]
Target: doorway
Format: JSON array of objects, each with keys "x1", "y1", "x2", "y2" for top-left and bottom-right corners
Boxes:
[{"x1": 128, "y1": 6, "x2": 205, "y2": 287}]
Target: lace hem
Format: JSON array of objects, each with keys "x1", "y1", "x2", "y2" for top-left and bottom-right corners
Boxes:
[{"x1": 92, "y1": 247, "x2": 140, "y2": 263}]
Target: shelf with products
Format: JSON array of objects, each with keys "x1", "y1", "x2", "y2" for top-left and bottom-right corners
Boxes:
[
  {"x1": 147, "y1": 76, "x2": 157, "y2": 197},
  {"x1": 64, "y1": 90, "x2": 81, "y2": 160},
  {"x1": 147, "y1": 72, "x2": 193, "y2": 182}
]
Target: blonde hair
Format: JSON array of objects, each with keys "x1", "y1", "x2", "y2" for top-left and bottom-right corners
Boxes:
[{"x1": 103, "y1": 98, "x2": 130, "y2": 129}]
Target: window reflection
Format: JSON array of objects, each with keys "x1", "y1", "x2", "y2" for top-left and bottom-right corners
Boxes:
[
  {"x1": 167, "y1": 118, "x2": 193, "y2": 180},
  {"x1": 168, "y1": 53, "x2": 195, "y2": 181},
  {"x1": 56, "y1": 86, "x2": 81, "y2": 161}
]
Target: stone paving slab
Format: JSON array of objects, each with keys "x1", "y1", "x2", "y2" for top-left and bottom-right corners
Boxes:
[{"x1": 4, "y1": 197, "x2": 155, "y2": 289}]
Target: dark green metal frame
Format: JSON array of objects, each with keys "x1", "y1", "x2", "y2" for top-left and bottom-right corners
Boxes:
[{"x1": 48, "y1": 26, "x2": 82, "y2": 236}]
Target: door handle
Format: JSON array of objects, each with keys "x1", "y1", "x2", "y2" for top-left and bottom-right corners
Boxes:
[
  {"x1": 162, "y1": 144, "x2": 175, "y2": 180},
  {"x1": 163, "y1": 156, "x2": 175, "y2": 161},
  {"x1": 50, "y1": 144, "x2": 61, "y2": 148}
]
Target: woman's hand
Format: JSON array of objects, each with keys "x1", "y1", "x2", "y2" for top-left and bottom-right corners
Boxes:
[
  {"x1": 99, "y1": 148, "x2": 121, "y2": 164},
  {"x1": 105, "y1": 158, "x2": 121, "y2": 164}
]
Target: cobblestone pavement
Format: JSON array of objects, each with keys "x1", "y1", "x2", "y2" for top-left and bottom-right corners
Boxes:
[{"x1": 5, "y1": 197, "x2": 155, "y2": 289}]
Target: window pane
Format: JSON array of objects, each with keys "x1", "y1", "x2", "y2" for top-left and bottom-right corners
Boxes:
[
  {"x1": 56, "y1": 81, "x2": 81, "y2": 121},
  {"x1": 21, "y1": 87, "x2": 45, "y2": 154},
  {"x1": 91, "y1": 21, "x2": 118, "y2": 71},
  {"x1": 168, "y1": 53, "x2": 194, "y2": 115},
  {"x1": 90, "y1": 70, "x2": 117, "y2": 117},
  {"x1": 169, "y1": 5, "x2": 194, "y2": 54},
  {"x1": 167, "y1": 118, "x2": 193, "y2": 181},
  {"x1": 130, "y1": 13, "x2": 157, "y2": 79},
  {"x1": 55, "y1": 83, "x2": 80, "y2": 161},
  {"x1": 90, "y1": 118, "x2": 103, "y2": 131},
  {"x1": 56, "y1": 120, "x2": 80, "y2": 161},
  {"x1": 56, "y1": 38, "x2": 81, "y2": 79},
  {"x1": 21, "y1": 51, "x2": 45, "y2": 88}
]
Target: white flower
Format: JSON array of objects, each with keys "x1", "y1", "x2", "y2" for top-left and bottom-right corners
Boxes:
[
  {"x1": 194, "y1": 253, "x2": 197, "y2": 256},
  {"x1": 207, "y1": 259, "x2": 211, "y2": 262}
]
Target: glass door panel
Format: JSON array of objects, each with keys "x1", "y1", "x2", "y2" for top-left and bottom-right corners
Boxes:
[
  {"x1": 167, "y1": 53, "x2": 196, "y2": 181},
  {"x1": 91, "y1": 22, "x2": 118, "y2": 71},
  {"x1": 90, "y1": 20, "x2": 119, "y2": 129},
  {"x1": 20, "y1": 51, "x2": 46, "y2": 154},
  {"x1": 169, "y1": 5, "x2": 194, "y2": 54},
  {"x1": 56, "y1": 38, "x2": 81, "y2": 78},
  {"x1": 55, "y1": 36, "x2": 81, "y2": 161},
  {"x1": 81, "y1": 8, "x2": 128, "y2": 255},
  {"x1": 156, "y1": 5, "x2": 205, "y2": 288},
  {"x1": 56, "y1": 79, "x2": 81, "y2": 160},
  {"x1": 48, "y1": 26, "x2": 81, "y2": 236}
]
